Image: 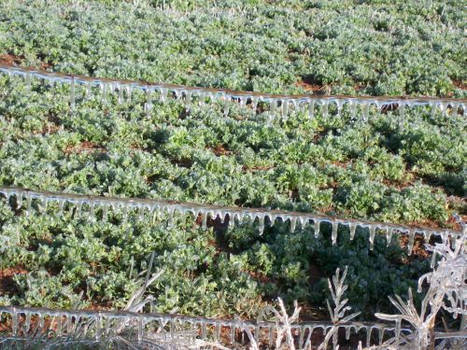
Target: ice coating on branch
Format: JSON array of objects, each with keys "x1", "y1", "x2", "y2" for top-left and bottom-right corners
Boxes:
[{"x1": 375, "y1": 234, "x2": 466, "y2": 349}]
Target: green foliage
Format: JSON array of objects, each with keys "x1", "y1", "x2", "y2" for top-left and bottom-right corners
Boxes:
[{"x1": 0, "y1": 0, "x2": 465, "y2": 96}]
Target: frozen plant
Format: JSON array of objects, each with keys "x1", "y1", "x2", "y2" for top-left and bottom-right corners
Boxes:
[
  {"x1": 318, "y1": 266, "x2": 361, "y2": 350},
  {"x1": 246, "y1": 297, "x2": 302, "y2": 350},
  {"x1": 373, "y1": 230, "x2": 466, "y2": 350}
]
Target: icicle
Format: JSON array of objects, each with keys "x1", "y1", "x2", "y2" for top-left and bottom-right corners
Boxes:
[
  {"x1": 336, "y1": 100, "x2": 344, "y2": 117},
  {"x1": 38, "y1": 313, "x2": 45, "y2": 333},
  {"x1": 230, "y1": 322, "x2": 235, "y2": 344},
  {"x1": 268, "y1": 98, "x2": 277, "y2": 114},
  {"x1": 102, "y1": 205, "x2": 108, "y2": 220},
  {"x1": 362, "y1": 103, "x2": 369, "y2": 122},
  {"x1": 394, "y1": 319, "x2": 401, "y2": 343},
  {"x1": 12, "y1": 311, "x2": 18, "y2": 336},
  {"x1": 238, "y1": 95, "x2": 247, "y2": 107},
  {"x1": 374, "y1": 101, "x2": 383, "y2": 113},
  {"x1": 378, "y1": 326, "x2": 384, "y2": 345},
  {"x1": 22, "y1": 312, "x2": 31, "y2": 334},
  {"x1": 16, "y1": 192, "x2": 23, "y2": 209},
  {"x1": 137, "y1": 319, "x2": 144, "y2": 343},
  {"x1": 196, "y1": 91, "x2": 205, "y2": 106},
  {"x1": 281, "y1": 99, "x2": 289, "y2": 116},
  {"x1": 214, "y1": 322, "x2": 221, "y2": 341},
  {"x1": 167, "y1": 211, "x2": 176, "y2": 229},
  {"x1": 370, "y1": 100, "x2": 378, "y2": 115},
  {"x1": 125, "y1": 85, "x2": 132, "y2": 104},
  {"x1": 245, "y1": 212, "x2": 255, "y2": 226},
  {"x1": 200, "y1": 320, "x2": 207, "y2": 339},
  {"x1": 331, "y1": 221, "x2": 338, "y2": 245},
  {"x1": 267, "y1": 324, "x2": 275, "y2": 346},
  {"x1": 70, "y1": 77, "x2": 76, "y2": 110},
  {"x1": 349, "y1": 222, "x2": 357, "y2": 240},
  {"x1": 345, "y1": 325, "x2": 351, "y2": 340},
  {"x1": 25, "y1": 71, "x2": 31, "y2": 91},
  {"x1": 368, "y1": 225, "x2": 376, "y2": 250},
  {"x1": 185, "y1": 90, "x2": 193, "y2": 106},
  {"x1": 289, "y1": 99, "x2": 298, "y2": 113},
  {"x1": 321, "y1": 100, "x2": 329, "y2": 118},
  {"x1": 386, "y1": 227, "x2": 395, "y2": 246},
  {"x1": 84, "y1": 84, "x2": 91, "y2": 99},
  {"x1": 252, "y1": 324, "x2": 261, "y2": 344},
  {"x1": 349, "y1": 100, "x2": 357, "y2": 120},
  {"x1": 206, "y1": 91, "x2": 215, "y2": 104},
  {"x1": 227, "y1": 213, "x2": 234, "y2": 230},
  {"x1": 56, "y1": 199, "x2": 66, "y2": 216},
  {"x1": 100, "y1": 82, "x2": 107, "y2": 103},
  {"x1": 236, "y1": 212, "x2": 244, "y2": 226},
  {"x1": 250, "y1": 97, "x2": 258, "y2": 112},
  {"x1": 25, "y1": 194, "x2": 33, "y2": 216},
  {"x1": 420, "y1": 229, "x2": 431, "y2": 244},
  {"x1": 107, "y1": 82, "x2": 115, "y2": 98},
  {"x1": 298, "y1": 216, "x2": 307, "y2": 231},
  {"x1": 74, "y1": 201, "x2": 82, "y2": 217},
  {"x1": 430, "y1": 249, "x2": 437, "y2": 269},
  {"x1": 437, "y1": 101, "x2": 447, "y2": 116},
  {"x1": 289, "y1": 217, "x2": 297, "y2": 233},
  {"x1": 407, "y1": 229, "x2": 415, "y2": 255},
  {"x1": 42, "y1": 197, "x2": 52, "y2": 212},
  {"x1": 365, "y1": 327, "x2": 372, "y2": 347},
  {"x1": 313, "y1": 220, "x2": 320, "y2": 238},
  {"x1": 144, "y1": 89, "x2": 153, "y2": 116},
  {"x1": 218, "y1": 210, "x2": 227, "y2": 224},
  {"x1": 119, "y1": 204, "x2": 128, "y2": 223},
  {"x1": 198, "y1": 90, "x2": 209, "y2": 106},
  {"x1": 398, "y1": 101, "x2": 406, "y2": 121},
  {"x1": 430, "y1": 101, "x2": 437, "y2": 117},
  {"x1": 117, "y1": 85, "x2": 123, "y2": 104},
  {"x1": 308, "y1": 100, "x2": 315, "y2": 118},
  {"x1": 257, "y1": 215, "x2": 265, "y2": 235},
  {"x1": 378, "y1": 226, "x2": 388, "y2": 245},
  {"x1": 201, "y1": 212, "x2": 208, "y2": 230},
  {"x1": 447, "y1": 102, "x2": 456, "y2": 115},
  {"x1": 296, "y1": 99, "x2": 306, "y2": 115}
]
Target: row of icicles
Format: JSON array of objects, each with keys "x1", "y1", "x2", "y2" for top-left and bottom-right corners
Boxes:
[
  {"x1": 1, "y1": 65, "x2": 466, "y2": 120},
  {"x1": 0, "y1": 306, "x2": 410, "y2": 348},
  {"x1": 0, "y1": 187, "x2": 459, "y2": 256}
]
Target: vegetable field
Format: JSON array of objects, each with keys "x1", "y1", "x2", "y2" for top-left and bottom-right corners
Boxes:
[{"x1": 0, "y1": 0, "x2": 465, "y2": 349}]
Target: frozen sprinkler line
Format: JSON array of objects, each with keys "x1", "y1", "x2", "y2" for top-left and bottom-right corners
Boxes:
[
  {"x1": 0, "y1": 305, "x2": 412, "y2": 348},
  {"x1": 1, "y1": 305, "x2": 462, "y2": 348},
  {"x1": 0, "y1": 186, "x2": 462, "y2": 254},
  {"x1": 0, "y1": 64, "x2": 466, "y2": 118}
]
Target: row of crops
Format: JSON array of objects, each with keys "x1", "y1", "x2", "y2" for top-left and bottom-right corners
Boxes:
[{"x1": 0, "y1": 0, "x2": 465, "y2": 349}]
